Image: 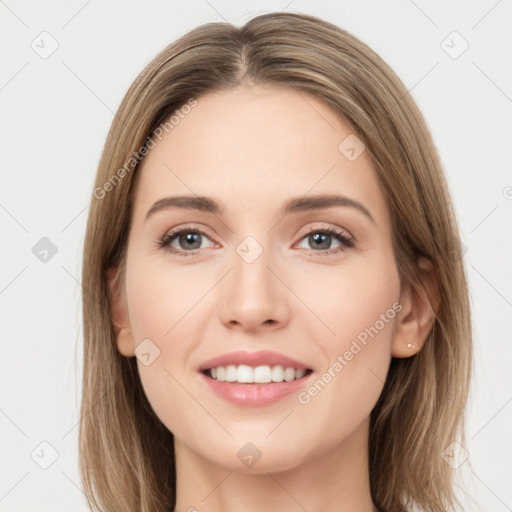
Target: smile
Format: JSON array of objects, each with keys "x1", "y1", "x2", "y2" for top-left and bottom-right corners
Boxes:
[{"x1": 198, "y1": 350, "x2": 314, "y2": 406}]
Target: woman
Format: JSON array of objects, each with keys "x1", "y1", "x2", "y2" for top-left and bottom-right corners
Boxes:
[{"x1": 80, "y1": 11, "x2": 472, "y2": 512}]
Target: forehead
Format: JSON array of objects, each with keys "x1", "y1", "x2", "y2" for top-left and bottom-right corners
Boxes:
[{"x1": 132, "y1": 85, "x2": 389, "y2": 226}]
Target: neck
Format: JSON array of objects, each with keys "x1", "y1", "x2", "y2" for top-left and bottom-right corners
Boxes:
[{"x1": 172, "y1": 416, "x2": 378, "y2": 512}]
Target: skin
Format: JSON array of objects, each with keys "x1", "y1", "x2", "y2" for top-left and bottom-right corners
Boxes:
[{"x1": 108, "y1": 83, "x2": 438, "y2": 512}]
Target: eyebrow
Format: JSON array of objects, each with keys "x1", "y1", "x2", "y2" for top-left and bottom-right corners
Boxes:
[{"x1": 145, "y1": 194, "x2": 375, "y2": 225}]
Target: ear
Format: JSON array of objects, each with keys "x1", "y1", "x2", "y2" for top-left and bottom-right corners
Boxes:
[
  {"x1": 392, "y1": 257, "x2": 440, "y2": 358},
  {"x1": 106, "y1": 266, "x2": 135, "y2": 357}
]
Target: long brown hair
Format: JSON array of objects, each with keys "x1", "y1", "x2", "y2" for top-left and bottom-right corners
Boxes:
[{"x1": 80, "y1": 11, "x2": 472, "y2": 512}]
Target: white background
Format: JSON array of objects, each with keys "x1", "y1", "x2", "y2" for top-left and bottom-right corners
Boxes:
[{"x1": 1, "y1": 0, "x2": 511, "y2": 510}]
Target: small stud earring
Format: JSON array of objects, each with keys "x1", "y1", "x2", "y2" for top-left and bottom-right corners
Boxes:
[{"x1": 406, "y1": 343, "x2": 413, "y2": 348}]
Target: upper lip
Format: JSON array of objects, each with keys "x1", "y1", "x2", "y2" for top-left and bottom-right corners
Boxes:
[{"x1": 199, "y1": 350, "x2": 311, "y2": 371}]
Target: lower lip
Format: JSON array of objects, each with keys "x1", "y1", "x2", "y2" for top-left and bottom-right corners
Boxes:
[{"x1": 199, "y1": 371, "x2": 312, "y2": 406}]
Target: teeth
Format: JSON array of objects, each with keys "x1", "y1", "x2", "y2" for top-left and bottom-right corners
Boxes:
[
  {"x1": 295, "y1": 368, "x2": 306, "y2": 379},
  {"x1": 207, "y1": 365, "x2": 308, "y2": 383},
  {"x1": 254, "y1": 365, "x2": 272, "y2": 383},
  {"x1": 226, "y1": 364, "x2": 238, "y2": 382},
  {"x1": 271, "y1": 365, "x2": 284, "y2": 382}
]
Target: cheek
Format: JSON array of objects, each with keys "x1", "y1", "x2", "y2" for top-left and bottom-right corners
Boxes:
[
  {"x1": 125, "y1": 255, "x2": 207, "y2": 343},
  {"x1": 295, "y1": 256, "x2": 400, "y2": 411},
  {"x1": 123, "y1": 256, "x2": 213, "y2": 431},
  {"x1": 332, "y1": 273, "x2": 399, "y2": 360},
  {"x1": 293, "y1": 254, "x2": 400, "y2": 353}
]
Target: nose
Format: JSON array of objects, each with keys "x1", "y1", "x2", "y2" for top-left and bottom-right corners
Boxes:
[{"x1": 218, "y1": 242, "x2": 290, "y2": 333}]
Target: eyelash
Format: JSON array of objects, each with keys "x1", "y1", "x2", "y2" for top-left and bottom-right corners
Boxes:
[{"x1": 157, "y1": 224, "x2": 355, "y2": 258}]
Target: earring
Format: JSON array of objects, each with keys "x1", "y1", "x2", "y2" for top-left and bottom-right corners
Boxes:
[{"x1": 406, "y1": 343, "x2": 413, "y2": 348}]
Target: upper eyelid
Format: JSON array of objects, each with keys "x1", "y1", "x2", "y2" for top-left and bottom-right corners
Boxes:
[
  {"x1": 163, "y1": 222, "x2": 352, "y2": 239},
  {"x1": 295, "y1": 223, "x2": 353, "y2": 240},
  {"x1": 164, "y1": 224, "x2": 217, "y2": 242}
]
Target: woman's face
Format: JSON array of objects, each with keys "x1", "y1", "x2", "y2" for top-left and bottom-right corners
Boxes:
[{"x1": 114, "y1": 84, "x2": 404, "y2": 472}]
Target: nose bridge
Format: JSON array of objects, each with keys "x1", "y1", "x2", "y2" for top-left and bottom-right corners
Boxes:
[
  {"x1": 232, "y1": 233, "x2": 276, "y2": 301},
  {"x1": 218, "y1": 232, "x2": 289, "y2": 331}
]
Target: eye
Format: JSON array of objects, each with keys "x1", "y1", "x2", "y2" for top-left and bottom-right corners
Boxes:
[
  {"x1": 295, "y1": 226, "x2": 355, "y2": 256},
  {"x1": 158, "y1": 225, "x2": 215, "y2": 257},
  {"x1": 157, "y1": 224, "x2": 355, "y2": 258}
]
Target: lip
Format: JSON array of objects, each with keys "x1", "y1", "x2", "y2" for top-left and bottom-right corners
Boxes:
[
  {"x1": 199, "y1": 371, "x2": 313, "y2": 406},
  {"x1": 198, "y1": 350, "x2": 313, "y2": 407},
  {"x1": 199, "y1": 349, "x2": 310, "y2": 371}
]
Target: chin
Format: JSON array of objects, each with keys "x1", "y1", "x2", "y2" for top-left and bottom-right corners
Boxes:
[{"x1": 213, "y1": 450, "x2": 307, "y2": 475}]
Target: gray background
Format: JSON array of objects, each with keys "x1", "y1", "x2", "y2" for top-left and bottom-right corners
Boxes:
[{"x1": 1, "y1": 0, "x2": 511, "y2": 510}]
